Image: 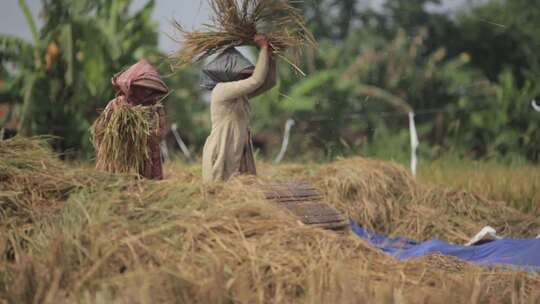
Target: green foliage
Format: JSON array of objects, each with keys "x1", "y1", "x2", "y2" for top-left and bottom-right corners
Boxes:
[
  {"x1": 453, "y1": 0, "x2": 540, "y2": 82},
  {"x1": 163, "y1": 66, "x2": 209, "y2": 149},
  {"x1": 292, "y1": 0, "x2": 359, "y2": 40},
  {"x1": 252, "y1": 28, "x2": 494, "y2": 160},
  {"x1": 0, "y1": 0, "x2": 160, "y2": 155},
  {"x1": 1, "y1": 0, "x2": 538, "y2": 163},
  {"x1": 252, "y1": 0, "x2": 540, "y2": 163},
  {"x1": 449, "y1": 70, "x2": 540, "y2": 161}
]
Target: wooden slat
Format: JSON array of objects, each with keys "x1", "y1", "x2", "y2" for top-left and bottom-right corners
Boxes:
[
  {"x1": 265, "y1": 196, "x2": 321, "y2": 201},
  {"x1": 264, "y1": 191, "x2": 321, "y2": 199},
  {"x1": 256, "y1": 181, "x2": 350, "y2": 232},
  {"x1": 263, "y1": 186, "x2": 319, "y2": 193},
  {"x1": 265, "y1": 193, "x2": 322, "y2": 200},
  {"x1": 272, "y1": 197, "x2": 323, "y2": 204},
  {"x1": 309, "y1": 221, "x2": 350, "y2": 230},
  {"x1": 266, "y1": 188, "x2": 318, "y2": 194},
  {"x1": 300, "y1": 214, "x2": 348, "y2": 225}
]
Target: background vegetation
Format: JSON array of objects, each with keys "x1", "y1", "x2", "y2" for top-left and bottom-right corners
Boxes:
[{"x1": 0, "y1": 0, "x2": 539, "y2": 163}]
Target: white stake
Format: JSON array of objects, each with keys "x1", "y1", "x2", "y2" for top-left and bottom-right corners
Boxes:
[
  {"x1": 532, "y1": 100, "x2": 540, "y2": 112},
  {"x1": 171, "y1": 123, "x2": 192, "y2": 160},
  {"x1": 274, "y1": 119, "x2": 295, "y2": 164},
  {"x1": 408, "y1": 112, "x2": 419, "y2": 177}
]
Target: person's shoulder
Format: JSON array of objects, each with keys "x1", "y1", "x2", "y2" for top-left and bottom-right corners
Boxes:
[
  {"x1": 212, "y1": 83, "x2": 226, "y2": 93},
  {"x1": 211, "y1": 83, "x2": 230, "y2": 102},
  {"x1": 211, "y1": 81, "x2": 248, "y2": 102}
]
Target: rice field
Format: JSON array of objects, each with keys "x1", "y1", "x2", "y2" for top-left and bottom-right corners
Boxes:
[
  {"x1": 1, "y1": 137, "x2": 539, "y2": 303},
  {"x1": 419, "y1": 159, "x2": 540, "y2": 215}
]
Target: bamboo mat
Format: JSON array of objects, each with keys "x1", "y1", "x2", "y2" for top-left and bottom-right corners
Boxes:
[{"x1": 258, "y1": 182, "x2": 350, "y2": 232}]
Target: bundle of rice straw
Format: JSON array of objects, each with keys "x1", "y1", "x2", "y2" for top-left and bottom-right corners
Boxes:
[
  {"x1": 173, "y1": 0, "x2": 317, "y2": 75},
  {"x1": 0, "y1": 136, "x2": 114, "y2": 226},
  {"x1": 90, "y1": 104, "x2": 160, "y2": 176}
]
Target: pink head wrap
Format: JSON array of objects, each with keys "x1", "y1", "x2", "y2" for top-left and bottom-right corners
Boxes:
[{"x1": 111, "y1": 59, "x2": 168, "y2": 105}]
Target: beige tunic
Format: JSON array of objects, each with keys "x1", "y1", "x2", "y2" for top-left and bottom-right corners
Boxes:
[{"x1": 202, "y1": 47, "x2": 276, "y2": 182}]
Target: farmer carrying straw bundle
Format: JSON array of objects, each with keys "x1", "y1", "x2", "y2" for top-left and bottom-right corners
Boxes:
[
  {"x1": 201, "y1": 35, "x2": 276, "y2": 182},
  {"x1": 175, "y1": 0, "x2": 316, "y2": 182},
  {"x1": 91, "y1": 59, "x2": 169, "y2": 180}
]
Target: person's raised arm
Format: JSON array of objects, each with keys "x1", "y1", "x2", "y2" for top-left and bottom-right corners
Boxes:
[
  {"x1": 247, "y1": 55, "x2": 277, "y2": 99},
  {"x1": 212, "y1": 35, "x2": 270, "y2": 102}
]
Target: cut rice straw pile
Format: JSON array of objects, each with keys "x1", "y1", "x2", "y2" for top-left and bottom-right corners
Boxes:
[
  {"x1": 91, "y1": 103, "x2": 161, "y2": 176},
  {"x1": 173, "y1": 0, "x2": 317, "y2": 75},
  {"x1": 2, "y1": 137, "x2": 540, "y2": 303},
  {"x1": 0, "y1": 136, "x2": 119, "y2": 227},
  {"x1": 259, "y1": 158, "x2": 540, "y2": 243}
]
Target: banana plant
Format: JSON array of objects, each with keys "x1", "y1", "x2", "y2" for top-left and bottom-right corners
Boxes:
[
  {"x1": 0, "y1": 0, "x2": 159, "y2": 155},
  {"x1": 250, "y1": 26, "x2": 496, "y2": 159}
]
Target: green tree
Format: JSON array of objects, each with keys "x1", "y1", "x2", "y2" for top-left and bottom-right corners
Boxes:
[
  {"x1": 162, "y1": 65, "x2": 208, "y2": 151},
  {"x1": 0, "y1": 0, "x2": 159, "y2": 155},
  {"x1": 293, "y1": 0, "x2": 360, "y2": 40},
  {"x1": 449, "y1": 70, "x2": 540, "y2": 161},
  {"x1": 452, "y1": 0, "x2": 540, "y2": 84},
  {"x1": 258, "y1": 0, "x2": 539, "y2": 162},
  {"x1": 252, "y1": 27, "x2": 498, "y2": 160}
]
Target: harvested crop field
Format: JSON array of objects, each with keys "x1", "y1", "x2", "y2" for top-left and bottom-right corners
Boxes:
[{"x1": 1, "y1": 137, "x2": 539, "y2": 303}]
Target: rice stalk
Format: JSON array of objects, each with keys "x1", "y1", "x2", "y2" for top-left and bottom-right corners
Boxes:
[
  {"x1": 172, "y1": 0, "x2": 317, "y2": 73},
  {"x1": 258, "y1": 158, "x2": 540, "y2": 243},
  {"x1": 90, "y1": 103, "x2": 161, "y2": 176},
  {"x1": 2, "y1": 138, "x2": 540, "y2": 303},
  {"x1": 0, "y1": 136, "x2": 116, "y2": 227}
]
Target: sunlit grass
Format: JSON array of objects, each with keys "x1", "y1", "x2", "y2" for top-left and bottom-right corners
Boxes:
[
  {"x1": 419, "y1": 159, "x2": 540, "y2": 214},
  {"x1": 2, "y1": 138, "x2": 539, "y2": 303}
]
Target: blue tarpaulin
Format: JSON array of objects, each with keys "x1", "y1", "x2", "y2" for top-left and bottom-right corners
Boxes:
[{"x1": 351, "y1": 221, "x2": 540, "y2": 271}]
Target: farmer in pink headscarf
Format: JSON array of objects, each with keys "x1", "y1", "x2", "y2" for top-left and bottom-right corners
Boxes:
[{"x1": 102, "y1": 59, "x2": 169, "y2": 180}]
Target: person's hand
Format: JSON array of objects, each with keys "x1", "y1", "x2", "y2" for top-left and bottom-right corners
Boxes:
[{"x1": 254, "y1": 34, "x2": 268, "y2": 49}]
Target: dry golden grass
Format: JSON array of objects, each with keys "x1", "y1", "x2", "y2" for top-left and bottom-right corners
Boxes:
[
  {"x1": 419, "y1": 159, "x2": 540, "y2": 214},
  {"x1": 91, "y1": 104, "x2": 161, "y2": 175},
  {"x1": 256, "y1": 159, "x2": 540, "y2": 242},
  {"x1": 1, "y1": 137, "x2": 540, "y2": 303}
]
